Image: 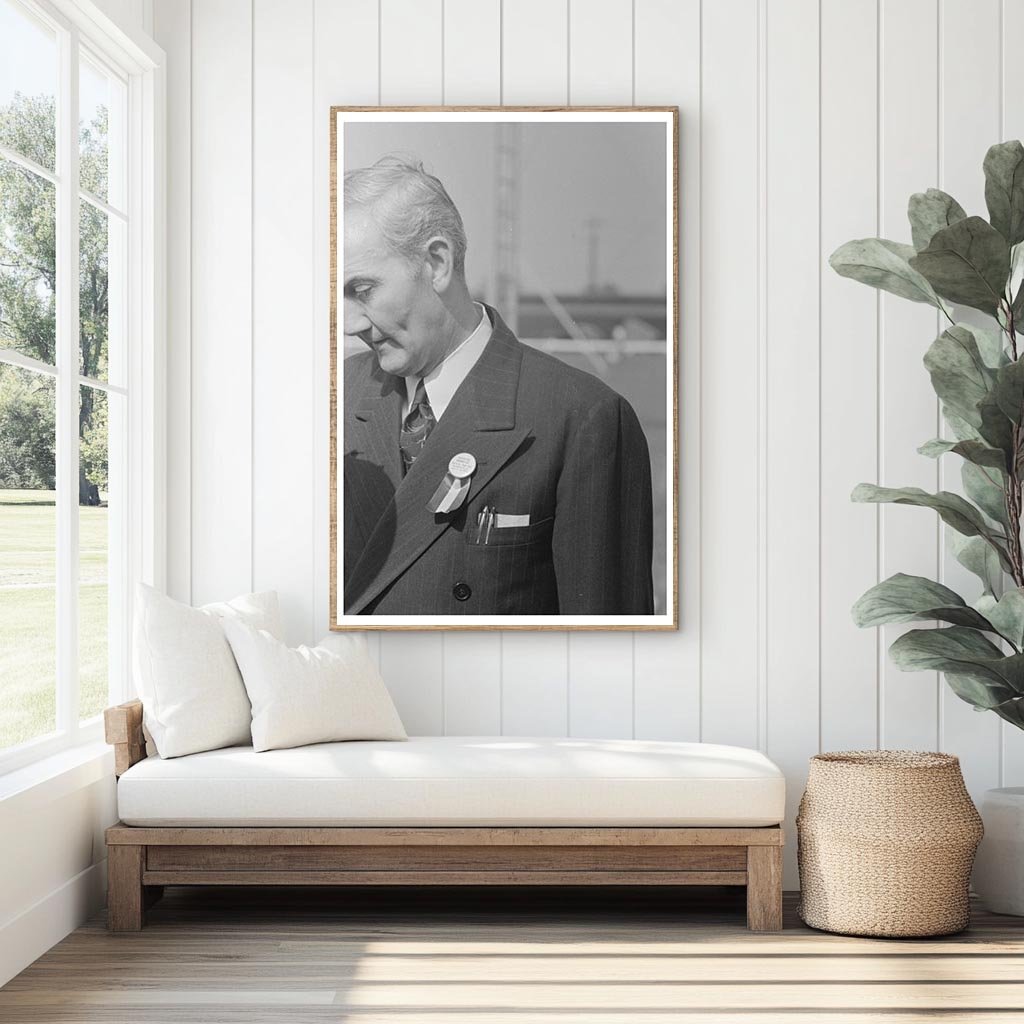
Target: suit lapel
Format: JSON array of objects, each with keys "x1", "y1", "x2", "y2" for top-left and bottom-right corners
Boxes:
[
  {"x1": 343, "y1": 367, "x2": 404, "y2": 559},
  {"x1": 345, "y1": 307, "x2": 528, "y2": 613},
  {"x1": 353, "y1": 372, "x2": 404, "y2": 488}
]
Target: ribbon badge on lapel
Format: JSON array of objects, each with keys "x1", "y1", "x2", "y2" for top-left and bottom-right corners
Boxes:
[{"x1": 428, "y1": 453, "x2": 477, "y2": 514}]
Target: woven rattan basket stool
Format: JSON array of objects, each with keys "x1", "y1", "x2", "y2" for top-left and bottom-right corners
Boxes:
[{"x1": 796, "y1": 751, "x2": 983, "y2": 937}]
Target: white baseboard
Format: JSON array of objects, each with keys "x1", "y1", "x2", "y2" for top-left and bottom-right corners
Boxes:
[{"x1": 0, "y1": 859, "x2": 107, "y2": 987}]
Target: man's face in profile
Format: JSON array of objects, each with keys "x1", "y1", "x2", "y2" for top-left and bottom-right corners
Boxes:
[{"x1": 342, "y1": 205, "x2": 443, "y2": 378}]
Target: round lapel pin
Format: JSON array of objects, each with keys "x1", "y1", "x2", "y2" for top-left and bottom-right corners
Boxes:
[
  {"x1": 428, "y1": 452, "x2": 477, "y2": 514},
  {"x1": 448, "y1": 452, "x2": 477, "y2": 479}
]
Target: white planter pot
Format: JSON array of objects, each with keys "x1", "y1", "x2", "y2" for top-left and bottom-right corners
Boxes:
[{"x1": 973, "y1": 787, "x2": 1024, "y2": 916}]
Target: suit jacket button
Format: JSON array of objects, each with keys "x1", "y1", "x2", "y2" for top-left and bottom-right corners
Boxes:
[{"x1": 453, "y1": 582, "x2": 472, "y2": 602}]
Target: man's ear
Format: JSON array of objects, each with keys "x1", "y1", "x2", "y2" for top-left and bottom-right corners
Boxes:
[{"x1": 424, "y1": 235, "x2": 455, "y2": 293}]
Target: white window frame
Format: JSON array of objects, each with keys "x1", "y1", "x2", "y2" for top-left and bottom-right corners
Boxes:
[{"x1": 0, "y1": 0, "x2": 164, "y2": 776}]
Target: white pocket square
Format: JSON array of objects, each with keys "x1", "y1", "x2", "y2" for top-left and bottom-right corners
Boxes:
[{"x1": 494, "y1": 513, "x2": 530, "y2": 528}]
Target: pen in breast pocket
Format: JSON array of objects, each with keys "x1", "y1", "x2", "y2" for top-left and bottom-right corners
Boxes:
[{"x1": 476, "y1": 505, "x2": 494, "y2": 545}]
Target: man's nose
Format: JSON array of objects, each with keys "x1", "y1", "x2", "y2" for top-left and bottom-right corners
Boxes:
[{"x1": 342, "y1": 297, "x2": 373, "y2": 339}]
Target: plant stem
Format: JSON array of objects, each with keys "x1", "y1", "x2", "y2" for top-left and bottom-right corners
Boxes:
[
  {"x1": 1005, "y1": 472, "x2": 1024, "y2": 587},
  {"x1": 1006, "y1": 305, "x2": 1024, "y2": 587},
  {"x1": 1008, "y1": 302, "x2": 1020, "y2": 362}
]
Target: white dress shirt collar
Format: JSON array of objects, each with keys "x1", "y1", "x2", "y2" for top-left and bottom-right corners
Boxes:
[{"x1": 404, "y1": 302, "x2": 492, "y2": 420}]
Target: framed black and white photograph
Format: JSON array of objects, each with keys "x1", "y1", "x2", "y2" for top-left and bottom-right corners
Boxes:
[{"x1": 330, "y1": 107, "x2": 678, "y2": 630}]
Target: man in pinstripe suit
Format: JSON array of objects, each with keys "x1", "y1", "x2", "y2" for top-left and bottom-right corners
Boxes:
[{"x1": 341, "y1": 156, "x2": 653, "y2": 616}]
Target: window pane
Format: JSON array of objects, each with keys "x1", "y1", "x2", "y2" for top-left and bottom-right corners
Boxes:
[
  {"x1": 79, "y1": 51, "x2": 125, "y2": 209},
  {"x1": 0, "y1": 362, "x2": 56, "y2": 750},
  {"x1": 80, "y1": 202, "x2": 124, "y2": 383},
  {"x1": 79, "y1": 384, "x2": 109, "y2": 723},
  {"x1": 0, "y1": 0, "x2": 57, "y2": 173},
  {"x1": 0, "y1": 158, "x2": 56, "y2": 364}
]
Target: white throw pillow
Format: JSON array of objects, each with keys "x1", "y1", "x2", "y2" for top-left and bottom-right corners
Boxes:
[
  {"x1": 133, "y1": 584, "x2": 283, "y2": 758},
  {"x1": 222, "y1": 622, "x2": 407, "y2": 752}
]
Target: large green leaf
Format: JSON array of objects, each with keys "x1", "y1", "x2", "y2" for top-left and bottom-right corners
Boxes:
[
  {"x1": 923, "y1": 325, "x2": 997, "y2": 427},
  {"x1": 1008, "y1": 241, "x2": 1024, "y2": 325},
  {"x1": 977, "y1": 391, "x2": 1016, "y2": 458},
  {"x1": 949, "y1": 320, "x2": 1011, "y2": 369},
  {"x1": 977, "y1": 589, "x2": 1024, "y2": 649},
  {"x1": 889, "y1": 627, "x2": 1024, "y2": 702},
  {"x1": 1012, "y1": 278, "x2": 1024, "y2": 326},
  {"x1": 993, "y1": 358, "x2": 1024, "y2": 423},
  {"x1": 852, "y1": 573, "x2": 994, "y2": 630},
  {"x1": 918, "y1": 437, "x2": 1007, "y2": 470},
  {"x1": 942, "y1": 406, "x2": 983, "y2": 442},
  {"x1": 851, "y1": 483, "x2": 1009, "y2": 552},
  {"x1": 983, "y1": 687, "x2": 1024, "y2": 728},
  {"x1": 908, "y1": 188, "x2": 968, "y2": 251},
  {"x1": 1008, "y1": 241, "x2": 1024, "y2": 308},
  {"x1": 984, "y1": 140, "x2": 1024, "y2": 246},
  {"x1": 962, "y1": 461, "x2": 1009, "y2": 528},
  {"x1": 909, "y1": 216, "x2": 1011, "y2": 314},
  {"x1": 830, "y1": 238, "x2": 943, "y2": 307},
  {"x1": 950, "y1": 532, "x2": 1004, "y2": 596},
  {"x1": 944, "y1": 671, "x2": 1024, "y2": 714},
  {"x1": 890, "y1": 624, "x2": 1003, "y2": 668}
]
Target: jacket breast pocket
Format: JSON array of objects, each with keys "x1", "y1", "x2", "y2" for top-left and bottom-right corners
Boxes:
[
  {"x1": 466, "y1": 515, "x2": 554, "y2": 548},
  {"x1": 459, "y1": 515, "x2": 558, "y2": 614}
]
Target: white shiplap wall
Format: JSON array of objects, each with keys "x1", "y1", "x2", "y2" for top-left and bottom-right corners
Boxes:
[{"x1": 154, "y1": 0, "x2": 1024, "y2": 885}]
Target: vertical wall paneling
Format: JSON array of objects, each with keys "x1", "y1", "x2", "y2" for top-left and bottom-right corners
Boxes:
[
  {"x1": 498, "y1": 0, "x2": 571, "y2": 736},
  {"x1": 381, "y1": 634, "x2": 446, "y2": 735},
  {"x1": 440, "y1": 0, "x2": 503, "y2": 734},
  {"x1": 877, "y1": 0, "x2": 941, "y2": 751},
  {"x1": 764, "y1": 0, "x2": 821, "y2": 883},
  {"x1": 311, "y1": 0, "x2": 380, "y2": 112},
  {"x1": 632, "y1": 0, "x2": 701, "y2": 742},
  {"x1": 189, "y1": 0, "x2": 253, "y2": 605},
  {"x1": 501, "y1": 0, "x2": 568, "y2": 103},
  {"x1": 568, "y1": 0, "x2": 631, "y2": 103},
  {"x1": 312, "y1": 0, "x2": 379, "y2": 655},
  {"x1": 568, "y1": 633, "x2": 635, "y2": 739},
  {"x1": 375, "y1": 0, "x2": 447, "y2": 727},
  {"x1": 443, "y1": 639, "x2": 501, "y2": 734},
  {"x1": 501, "y1": 633, "x2": 569, "y2": 736},
  {"x1": 564, "y1": 0, "x2": 635, "y2": 739},
  {"x1": 252, "y1": 0, "x2": 315, "y2": 646},
  {"x1": 819, "y1": 0, "x2": 879, "y2": 752},
  {"x1": 153, "y1": 0, "x2": 190, "y2": 604},
  {"x1": 938, "y1": 0, "x2": 1002, "y2": 795},
  {"x1": 380, "y1": 0, "x2": 443, "y2": 106},
  {"x1": 165, "y1": 0, "x2": 1017, "y2": 892},
  {"x1": 698, "y1": 0, "x2": 760, "y2": 749},
  {"x1": 1001, "y1": 0, "x2": 1024, "y2": 785},
  {"x1": 443, "y1": 0, "x2": 500, "y2": 106}
]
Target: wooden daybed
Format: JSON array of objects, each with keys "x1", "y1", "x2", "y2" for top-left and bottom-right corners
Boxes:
[{"x1": 104, "y1": 699, "x2": 785, "y2": 932}]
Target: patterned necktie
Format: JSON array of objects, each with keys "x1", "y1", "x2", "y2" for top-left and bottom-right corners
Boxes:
[{"x1": 399, "y1": 378, "x2": 436, "y2": 473}]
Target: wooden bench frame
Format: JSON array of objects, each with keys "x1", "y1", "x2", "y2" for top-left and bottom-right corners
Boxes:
[{"x1": 104, "y1": 700, "x2": 784, "y2": 932}]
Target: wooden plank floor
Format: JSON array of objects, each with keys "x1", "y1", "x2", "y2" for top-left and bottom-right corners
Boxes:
[{"x1": 3, "y1": 885, "x2": 1024, "y2": 1022}]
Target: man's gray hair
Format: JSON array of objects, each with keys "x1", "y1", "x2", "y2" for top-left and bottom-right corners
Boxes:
[{"x1": 344, "y1": 155, "x2": 468, "y2": 276}]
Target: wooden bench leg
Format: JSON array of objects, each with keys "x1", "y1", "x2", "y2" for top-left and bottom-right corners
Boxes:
[
  {"x1": 107, "y1": 845, "x2": 145, "y2": 932},
  {"x1": 746, "y1": 845, "x2": 783, "y2": 931}
]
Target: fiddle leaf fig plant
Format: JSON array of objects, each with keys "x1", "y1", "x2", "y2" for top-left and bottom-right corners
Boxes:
[{"x1": 832, "y1": 140, "x2": 1024, "y2": 731}]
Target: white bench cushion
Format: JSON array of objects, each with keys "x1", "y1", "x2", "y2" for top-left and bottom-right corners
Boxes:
[{"x1": 117, "y1": 736, "x2": 785, "y2": 827}]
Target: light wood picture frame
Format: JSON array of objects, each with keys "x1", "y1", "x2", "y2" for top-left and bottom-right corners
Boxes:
[{"x1": 331, "y1": 107, "x2": 679, "y2": 631}]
